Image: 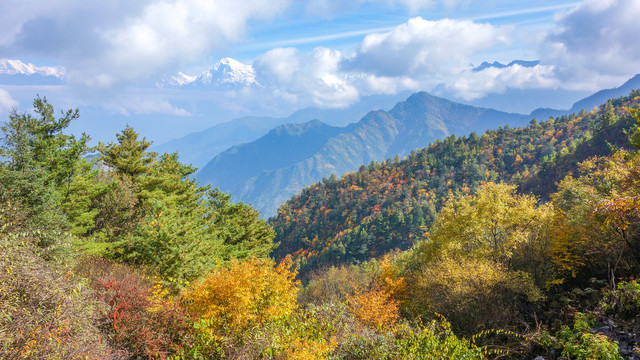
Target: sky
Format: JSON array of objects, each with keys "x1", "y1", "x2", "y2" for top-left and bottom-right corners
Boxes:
[{"x1": 1, "y1": 0, "x2": 639, "y2": 144}]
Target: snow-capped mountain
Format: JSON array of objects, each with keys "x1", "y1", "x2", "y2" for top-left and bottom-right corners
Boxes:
[
  {"x1": 192, "y1": 57, "x2": 260, "y2": 89},
  {"x1": 159, "y1": 58, "x2": 260, "y2": 89},
  {"x1": 0, "y1": 58, "x2": 65, "y2": 78}
]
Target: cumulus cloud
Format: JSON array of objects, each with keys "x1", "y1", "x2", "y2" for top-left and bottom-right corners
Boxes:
[
  {"x1": 344, "y1": 17, "x2": 510, "y2": 82},
  {"x1": 254, "y1": 47, "x2": 359, "y2": 108},
  {"x1": 542, "y1": 0, "x2": 640, "y2": 90},
  {"x1": 1, "y1": 0, "x2": 290, "y2": 88},
  {"x1": 449, "y1": 64, "x2": 559, "y2": 100},
  {"x1": 250, "y1": 17, "x2": 523, "y2": 107}
]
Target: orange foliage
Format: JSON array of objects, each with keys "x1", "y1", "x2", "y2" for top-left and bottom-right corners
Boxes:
[
  {"x1": 379, "y1": 254, "x2": 408, "y2": 301},
  {"x1": 347, "y1": 286, "x2": 399, "y2": 330},
  {"x1": 595, "y1": 195, "x2": 640, "y2": 232}
]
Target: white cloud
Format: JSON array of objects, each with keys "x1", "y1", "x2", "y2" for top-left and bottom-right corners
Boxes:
[
  {"x1": 356, "y1": 74, "x2": 420, "y2": 94},
  {"x1": 254, "y1": 47, "x2": 359, "y2": 108},
  {"x1": 344, "y1": 17, "x2": 510, "y2": 82},
  {"x1": 542, "y1": 0, "x2": 640, "y2": 90},
  {"x1": 1, "y1": 0, "x2": 291, "y2": 89},
  {"x1": 250, "y1": 17, "x2": 520, "y2": 107},
  {"x1": 0, "y1": 0, "x2": 79, "y2": 47},
  {"x1": 449, "y1": 64, "x2": 559, "y2": 100},
  {"x1": 0, "y1": 89, "x2": 19, "y2": 114},
  {"x1": 74, "y1": 0, "x2": 291, "y2": 88}
]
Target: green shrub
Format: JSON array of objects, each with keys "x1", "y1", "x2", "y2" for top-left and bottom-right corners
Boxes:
[
  {"x1": 544, "y1": 312, "x2": 622, "y2": 360},
  {"x1": 395, "y1": 320, "x2": 485, "y2": 360},
  {"x1": 599, "y1": 280, "x2": 640, "y2": 319}
]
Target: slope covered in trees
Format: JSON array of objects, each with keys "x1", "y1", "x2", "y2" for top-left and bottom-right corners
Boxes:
[{"x1": 271, "y1": 91, "x2": 640, "y2": 275}]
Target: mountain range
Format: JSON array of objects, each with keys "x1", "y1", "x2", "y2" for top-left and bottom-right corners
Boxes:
[
  {"x1": 151, "y1": 91, "x2": 412, "y2": 169},
  {"x1": 531, "y1": 74, "x2": 640, "y2": 119},
  {"x1": 193, "y1": 73, "x2": 640, "y2": 217},
  {"x1": 196, "y1": 92, "x2": 529, "y2": 217},
  {"x1": 472, "y1": 60, "x2": 540, "y2": 72}
]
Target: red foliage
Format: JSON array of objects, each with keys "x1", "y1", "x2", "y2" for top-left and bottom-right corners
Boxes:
[{"x1": 95, "y1": 275, "x2": 193, "y2": 359}]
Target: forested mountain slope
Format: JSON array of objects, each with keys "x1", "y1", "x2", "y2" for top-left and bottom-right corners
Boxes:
[
  {"x1": 270, "y1": 91, "x2": 640, "y2": 274},
  {"x1": 198, "y1": 92, "x2": 527, "y2": 217}
]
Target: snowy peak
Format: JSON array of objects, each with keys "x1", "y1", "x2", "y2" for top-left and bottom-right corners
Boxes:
[
  {"x1": 159, "y1": 58, "x2": 260, "y2": 89},
  {"x1": 0, "y1": 58, "x2": 65, "y2": 78},
  {"x1": 194, "y1": 57, "x2": 259, "y2": 88}
]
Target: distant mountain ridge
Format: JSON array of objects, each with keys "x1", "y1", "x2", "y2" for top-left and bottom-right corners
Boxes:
[
  {"x1": 530, "y1": 74, "x2": 640, "y2": 119},
  {"x1": 473, "y1": 60, "x2": 540, "y2": 72},
  {"x1": 196, "y1": 92, "x2": 529, "y2": 216},
  {"x1": 152, "y1": 92, "x2": 412, "y2": 169}
]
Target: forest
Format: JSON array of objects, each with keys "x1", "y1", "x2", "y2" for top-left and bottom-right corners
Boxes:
[{"x1": 1, "y1": 91, "x2": 640, "y2": 359}]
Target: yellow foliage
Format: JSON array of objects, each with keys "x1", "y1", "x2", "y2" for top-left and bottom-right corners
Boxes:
[
  {"x1": 411, "y1": 256, "x2": 541, "y2": 334},
  {"x1": 551, "y1": 150, "x2": 640, "y2": 283},
  {"x1": 421, "y1": 182, "x2": 554, "y2": 267},
  {"x1": 284, "y1": 334, "x2": 336, "y2": 360},
  {"x1": 347, "y1": 286, "x2": 399, "y2": 330},
  {"x1": 379, "y1": 253, "x2": 408, "y2": 301},
  {"x1": 182, "y1": 257, "x2": 300, "y2": 336},
  {"x1": 147, "y1": 278, "x2": 172, "y2": 313}
]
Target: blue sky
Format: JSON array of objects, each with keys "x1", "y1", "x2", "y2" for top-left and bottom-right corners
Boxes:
[
  {"x1": 0, "y1": 0, "x2": 639, "y2": 143},
  {"x1": 231, "y1": 2, "x2": 577, "y2": 61}
]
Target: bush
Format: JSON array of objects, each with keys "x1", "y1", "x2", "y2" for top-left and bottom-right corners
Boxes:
[
  {"x1": 347, "y1": 287, "x2": 399, "y2": 331},
  {"x1": 300, "y1": 261, "x2": 380, "y2": 304},
  {"x1": 227, "y1": 308, "x2": 337, "y2": 360},
  {"x1": 550, "y1": 313, "x2": 622, "y2": 360},
  {"x1": 408, "y1": 256, "x2": 541, "y2": 334},
  {"x1": 90, "y1": 260, "x2": 194, "y2": 359},
  {"x1": 599, "y1": 280, "x2": 640, "y2": 320},
  {"x1": 395, "y1": 320, "x2": 485, "y2": 360},
  {"x1": 182, "y1": 257, "x2": 300, "y2": 338},
  {"x1": 0, "y1": 231, "x2": 112, "y2": 359}
]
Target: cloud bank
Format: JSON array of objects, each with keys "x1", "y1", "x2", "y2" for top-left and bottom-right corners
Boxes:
[
  {"x1": 2, "y1": 0, "x2": 638, "y2": 115},
  {"x1": 251, "y1": 17, "x2": 552, "y2": 106},
  {"x1": 0, "y1": 0, "x2": 291, "y2": 88},
  {"x1": 542, "y1": 0, "x2": 640, "y2": 90}
]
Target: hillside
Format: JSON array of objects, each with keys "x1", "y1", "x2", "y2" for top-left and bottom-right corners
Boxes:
[
  {"x1": 197, "y1": 92, "x2": 527, "y2": 216},
  {"x1": 270, "y1": 91, "x2": 640, "y2": 274}
]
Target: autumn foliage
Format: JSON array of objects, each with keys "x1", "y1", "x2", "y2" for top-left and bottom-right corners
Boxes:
[
  {"x1": 94, "y1": 273, "x2": 193, "y2": 359},
  {"x1": 182, "y1": 257, "x2": 300, "y2": 336},
  {"x1": 3, "y1": 93, "x2": 640, "y2": 359}
]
